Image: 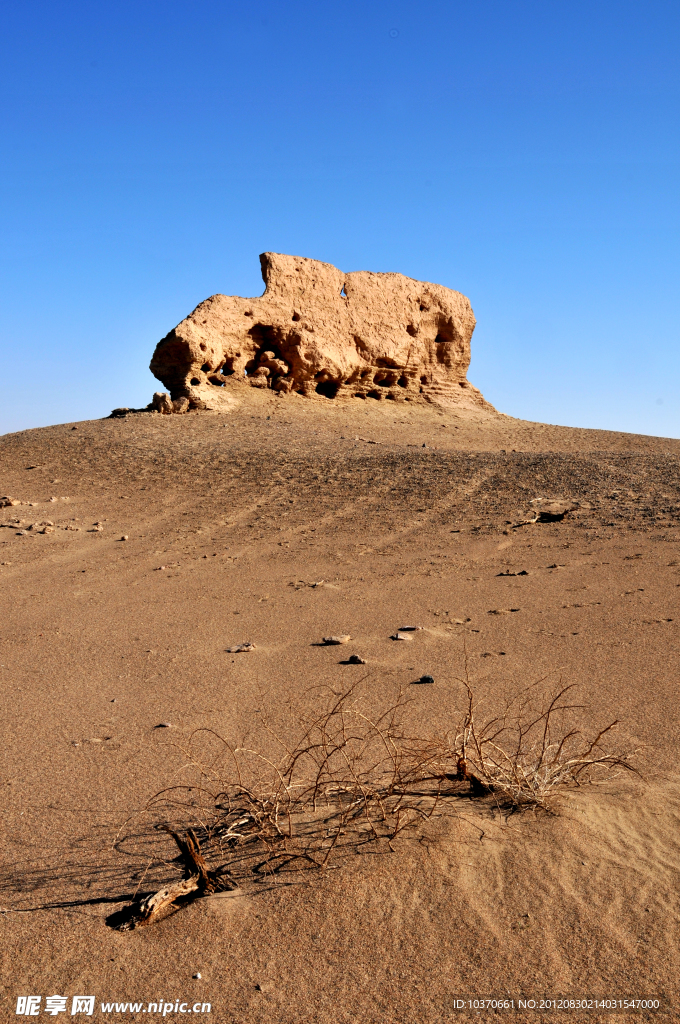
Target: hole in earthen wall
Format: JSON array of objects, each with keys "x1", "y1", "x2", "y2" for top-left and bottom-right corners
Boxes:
[
  {"x1": 190, "y1": 378, "x2": 200, "y2": 386},
  {"x1": 248, "y1": 323, "x2": 279, "y2": 350},
  {"x1": 315, "y1": 381, "x2": 340, "y2": 399},
  {"x1": 434, "y1": 322, "x2": 459, "y2": 363},
  {"x1": 245, "y1": 324, "x2": 291, "y2": 388}
]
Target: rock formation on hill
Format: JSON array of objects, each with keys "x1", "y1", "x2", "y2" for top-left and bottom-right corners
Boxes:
[{"x1": 149, "y1": 253, "x2": 493, "y2": 412}]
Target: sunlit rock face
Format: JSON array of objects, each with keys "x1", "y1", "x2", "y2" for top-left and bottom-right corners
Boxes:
[{"x1": 149, "y1": 252, "x2": 493, "y2": 411}]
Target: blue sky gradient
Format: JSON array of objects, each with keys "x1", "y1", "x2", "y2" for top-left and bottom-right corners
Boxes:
[{"x1": 1, "y1": 0, "x2": 679, "y2": 436}]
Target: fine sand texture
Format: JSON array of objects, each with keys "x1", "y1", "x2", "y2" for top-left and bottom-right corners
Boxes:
[{"x1": 1, "y1": 392, "x2": 680, "y2": 1023}]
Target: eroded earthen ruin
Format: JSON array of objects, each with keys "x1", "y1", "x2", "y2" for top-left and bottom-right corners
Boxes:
[{"x1": 149, "y1": 253, "x2": 493, "y2": 412}]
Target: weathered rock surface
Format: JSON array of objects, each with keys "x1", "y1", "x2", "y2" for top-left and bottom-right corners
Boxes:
[{"x1": 149, "y1": 253, "x2": 493, "y2": 412}]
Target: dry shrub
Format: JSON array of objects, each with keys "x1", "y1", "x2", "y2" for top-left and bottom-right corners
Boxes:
[
  {"x1": 113, "y1": 676, "x2": 639, "y2": 928},
  {"x1": 410, "y1": 676, "x2": 640, "y2": 807},
  {"x1": 140, "y1": 685, "x2": 440, "y2": 882}
]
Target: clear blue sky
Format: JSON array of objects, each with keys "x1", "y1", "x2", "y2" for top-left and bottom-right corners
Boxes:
[{"x1": 1, "y1": 0, "x2": 679, "y2": 437}]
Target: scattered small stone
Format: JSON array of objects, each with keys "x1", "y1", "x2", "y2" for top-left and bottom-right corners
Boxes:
[
  {"x1": 0, "y1": 497, "x2": 21, "y2": 508},
  {"x1": 513, "y1": 499, "x2": 579, "y2": 527},
  {"x1": 120, "y1": 535, "x2": 129, "y2": 541},
  {"x1": 28, "y1": 521, "x2": 53, "y2": 532},
  {"x1": 391, "y1": 631, "x2": 412, "y2": 641},
  {"x1": 488, "y1": 608, "x2": 520, "y2": 615},
  {"x1": 414, "y1": 675, "x2": 434, "y2": 685},
  {"x1": 398, "y1": 626, "x2": 424, "y2": 632},
  {"x1": 347, "y1": 654, "x2": 366, "y2": 664},
  {"x1": 322, "y1": 635, "x2": 351, "y2": 645},
  {"x1": 227, "y1": 643, "x2": 256, "y2": 653},
  {"x1": 496, "y1": 570, "x2": 529, "y2": 577},
  {"x1": 452, "y1": 617, "x2": 471, "y2": 625},
  {"x1": 193, "y1": 973, "x2": 202, "y2": 980},
  {"x1": 154, "y1": 722, "x2": 173, "y2": 729}
]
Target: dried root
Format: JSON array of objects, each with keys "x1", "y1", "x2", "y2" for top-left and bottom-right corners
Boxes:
[{"x1": 113, "y1": 827, "x2": 235, "y2": 930}]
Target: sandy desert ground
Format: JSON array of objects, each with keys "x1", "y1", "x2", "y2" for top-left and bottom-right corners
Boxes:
[{"x1": 1, "y1": 388, "x2": 679, "y2": 1022}]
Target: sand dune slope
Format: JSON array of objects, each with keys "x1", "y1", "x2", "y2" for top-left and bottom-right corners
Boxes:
[{"x1": 1, "y1": 393, "x2": 679, "y2": 1022}]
